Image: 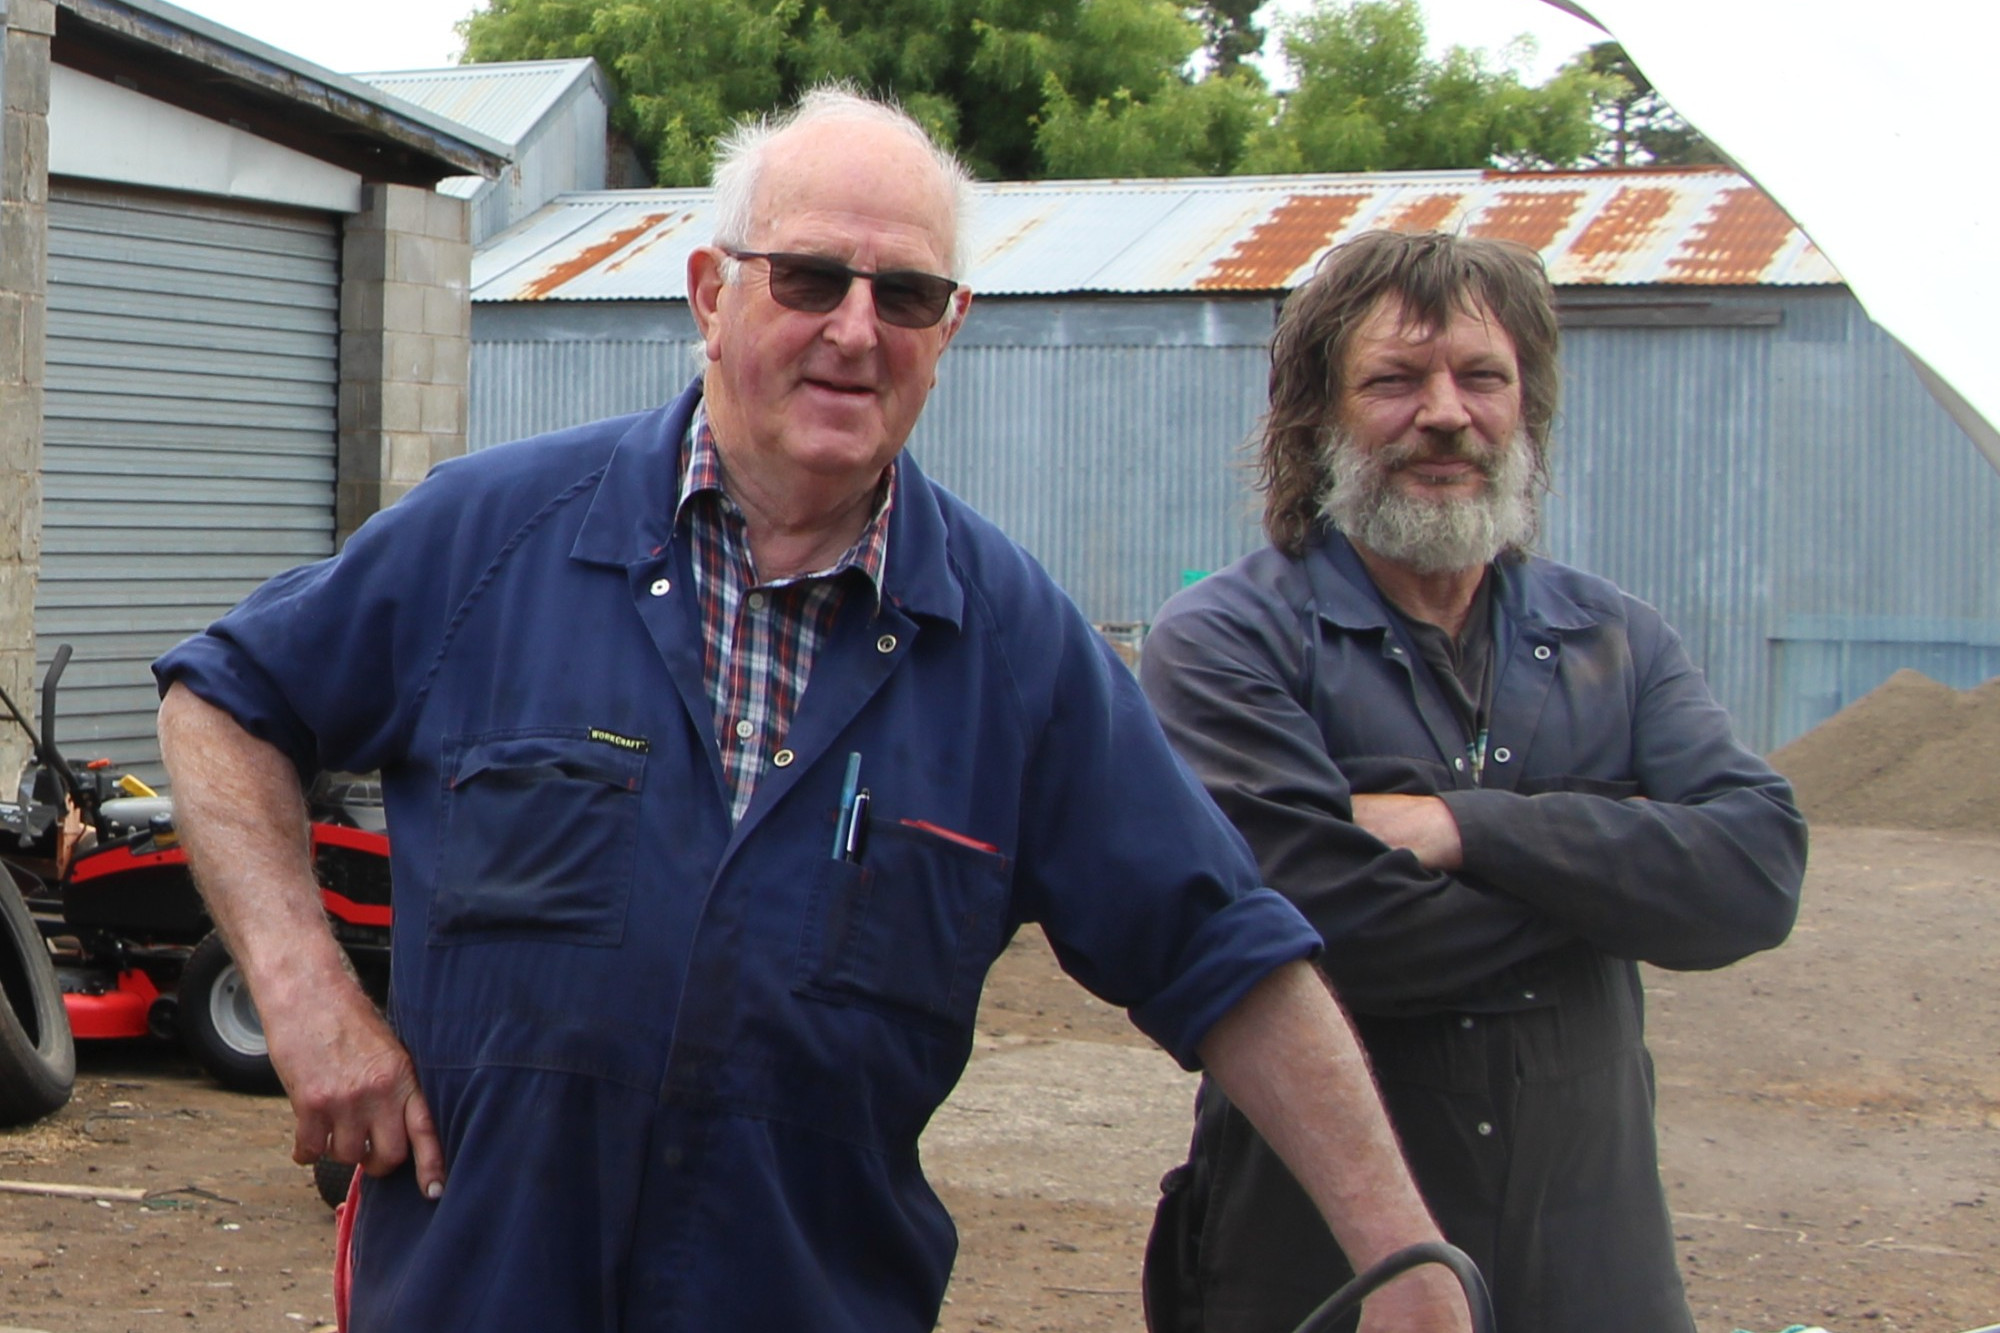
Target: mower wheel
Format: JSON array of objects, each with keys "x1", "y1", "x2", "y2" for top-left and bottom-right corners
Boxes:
[
  {"x1": 0, "y1": 874, "x2": 74, "y2": 1125},
  {"x1": 178, "y1": 933, "x2": 282, "y2": 1094}
]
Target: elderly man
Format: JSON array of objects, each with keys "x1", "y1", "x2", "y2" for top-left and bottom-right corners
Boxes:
[
  {"x1": 1139, "y1": 230, "x2": 1809, "y2": 1333},
  {"x1": 153, "y1": 95, "x2": 1467, "y2": 1331}
]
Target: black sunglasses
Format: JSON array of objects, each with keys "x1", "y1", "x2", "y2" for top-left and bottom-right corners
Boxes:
[{"x1": 724, "y1": 248, "x2": 960, "y2": 329}]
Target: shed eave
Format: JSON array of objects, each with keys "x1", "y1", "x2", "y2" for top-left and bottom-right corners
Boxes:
[{"x1": 54, "y1": 0, "x2": 512, "y2": 184}]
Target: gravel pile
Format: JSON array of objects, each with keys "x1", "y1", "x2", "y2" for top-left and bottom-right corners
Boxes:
[{"x1": 1767, "y1": 668, "x2": 2000, "y2": 834}]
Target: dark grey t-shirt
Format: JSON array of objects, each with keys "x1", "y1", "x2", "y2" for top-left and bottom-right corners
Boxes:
[{"x1": 1388, "y1": 571, "x2": 1495, "y2": 745}]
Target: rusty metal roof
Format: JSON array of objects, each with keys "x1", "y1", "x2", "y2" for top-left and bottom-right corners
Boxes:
[{"x1": 471, "y1": 165, "x2": 1838, "y2": 302}]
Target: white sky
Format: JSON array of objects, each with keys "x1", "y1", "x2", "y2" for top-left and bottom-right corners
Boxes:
[{"x1": 162, "y1": 0, "x2": 1607, "y2": 79}]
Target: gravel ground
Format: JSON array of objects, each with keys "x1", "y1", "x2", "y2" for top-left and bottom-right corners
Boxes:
[{"x1": 3, "y1": 823, "x2": 1996, "y2": 1333}]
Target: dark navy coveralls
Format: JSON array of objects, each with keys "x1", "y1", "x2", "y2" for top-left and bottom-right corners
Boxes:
[
  {"x1": 156, "y1": 383, "x2": 1319, "y2": 1332},
  {"x1": 1138, "y1": 529, "x2": 1808, "y2": 1333}
]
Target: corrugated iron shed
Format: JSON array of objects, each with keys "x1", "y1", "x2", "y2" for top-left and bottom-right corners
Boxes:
[
  {"x1": 357, "y1": 60, "x2": 600, "y2": 152},
  {"x1": 471, "y1": 166, "x2": 1839, "y2": 303}
]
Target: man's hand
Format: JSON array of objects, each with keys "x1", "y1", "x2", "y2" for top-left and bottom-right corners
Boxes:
[
  {"x1": 262, "y1": 974, "x2": 444, "y2": 1196},
  {"x1": 1359, "y1": 1267, "x2": 1475, "y2": 1333},
  {"x1": 1351, "y1": 794, "x2": 1463, "y2": 871}
]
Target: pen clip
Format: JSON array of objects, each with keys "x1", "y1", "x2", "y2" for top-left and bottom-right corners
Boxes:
[{"x1": 842, "y1": 789, "x2": 871, "y2": 864}]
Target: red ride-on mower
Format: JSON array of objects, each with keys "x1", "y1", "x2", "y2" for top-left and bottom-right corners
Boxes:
[{"x1": 0, "y1": 644, "x2": 392, "y2": 1102}]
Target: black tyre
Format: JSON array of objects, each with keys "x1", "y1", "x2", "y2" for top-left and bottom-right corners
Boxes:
[
  {"x1": 0, "y1": 873, "x2": 74, "y2": 1125},
  {"x1": 313, "y1": 1155, "x2": 358, "y2": 1209},
  {"x1": 177, "y1": 932, "x2": 282, "y2": 1094}
]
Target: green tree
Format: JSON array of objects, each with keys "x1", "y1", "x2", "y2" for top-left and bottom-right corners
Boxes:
[
  {"x1": 1570, "y1": 41, "x2": 1722, "y2": 167},
  {"x1": 1244, "y1": 0, "x2": 1612, "y2": 174},
  {"x1": 458, "y1": 0, "x2": 1268, "y2": 183},
  {"x1": 1035, "y1": 71, "x2": 1271, "y2": 178},
  {"x1": 1193, "y1": 0, "x2": 1265, "y2": 78}
]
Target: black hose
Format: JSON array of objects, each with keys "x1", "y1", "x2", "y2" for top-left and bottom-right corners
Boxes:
[{"x1": 1290, "y1": 1240, "x2": 1496, "y2": 1333}]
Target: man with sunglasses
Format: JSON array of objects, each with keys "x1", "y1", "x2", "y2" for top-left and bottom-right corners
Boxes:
[{"x1": 151, "y1": 88, "x2": 1466, "y2": 1332}]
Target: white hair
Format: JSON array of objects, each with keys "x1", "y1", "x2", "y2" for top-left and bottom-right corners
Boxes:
[{"x1": 709, "y1": 85, "x2": 975, "y2": 279}]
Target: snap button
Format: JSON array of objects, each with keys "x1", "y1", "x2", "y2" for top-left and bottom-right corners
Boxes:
[
  {"x1": 1459, "y1": 1016, "x2": 1474, "y2": 1030},
  {"x1": 734, "y1": 720, "x2": 754, "y2": 740},
  {"x1": 747, "y1": 591, "x2": 767, "y2": 611},
  {"x1": 772, "y1": 749, "x2": 795, "y2": 768},
  {"x1": 649, "y1": 578, "x2": 671, "y2": 596},
  {"x1": 876, "y1": 634, "x2": 897, "y2": 653},
  {"x1": 1522, "y1": 990, "x2": 1537, "y2": 1000},
  {"x1": 1453, "y1": 757, "x2": 1465, "y2": 771},
  {"x1": 1533, "y1": 644, "x2": 1552, "y2": 661},
  {"x1": 1492, "y1": 747, "x2": 1512, "y2": 763},
  {"x1": 1477, "y1": 1121, "x2": 1494, "y2": 1137}
]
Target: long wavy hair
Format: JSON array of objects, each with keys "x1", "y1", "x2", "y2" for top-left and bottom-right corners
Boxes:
[{"x1": 1256, "y1": 231, "x2": 1561, "y2": 556}]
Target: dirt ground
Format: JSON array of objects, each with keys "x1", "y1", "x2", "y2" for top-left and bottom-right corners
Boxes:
[{"x1": 2, "y1": 822, "x2": 1997, "y2": 1333}]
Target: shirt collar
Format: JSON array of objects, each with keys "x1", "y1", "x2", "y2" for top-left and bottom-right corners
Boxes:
[
  {"x1": 571, "y1": 380, "x2": 961, "y2": 628},
  {"x1": 676, "y1": 403, "x2": 894, "y2": 603},
  {"x1": 1307, "y1": 527, "x2": 1595, "y2": 635}
]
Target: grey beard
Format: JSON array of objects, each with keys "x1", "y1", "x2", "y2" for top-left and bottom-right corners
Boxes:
[{"x1": 1318, "y1": 427, "x2": 1539, "y2": 575}]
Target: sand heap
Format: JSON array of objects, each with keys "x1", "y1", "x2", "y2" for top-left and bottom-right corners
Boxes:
[{"x1": 1768, "y1": 668, "x2": 2000, "y2": 834}]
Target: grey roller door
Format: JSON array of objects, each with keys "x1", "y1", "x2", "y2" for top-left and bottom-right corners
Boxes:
[{"x1": 38, "y1": 183, "x2": 341, "y2": 786}]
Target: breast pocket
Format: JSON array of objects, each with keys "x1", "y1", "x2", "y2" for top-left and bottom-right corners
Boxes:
[
  {"x1": 795, "y1": 817, "x2": 1012, "y2": 1032},
  {"x1": 430, "y1": 730, "x2": 647, "y2": 947}
]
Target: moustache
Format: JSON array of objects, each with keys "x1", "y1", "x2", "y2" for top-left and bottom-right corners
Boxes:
[{"x1": 1375, "y1": 432, "x2": 1505, "y2": 479}]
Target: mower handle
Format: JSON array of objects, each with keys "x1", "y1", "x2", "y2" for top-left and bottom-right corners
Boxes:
[
  {"x1": 35, "y1": 643, "x2": 82, "y2": 804},
  {"x1": 1290, "y1": 1240, "x2": 1496, "y2": 1333},
  {"x1": 39, "y1": 643, "x2": 70, "y2": 755}
]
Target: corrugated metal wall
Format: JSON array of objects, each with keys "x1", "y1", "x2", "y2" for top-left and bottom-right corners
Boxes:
[
  {"x1": 470, "y1": 303, "x2": 699, "y2": 449},
  {"x1": 1542, "y1": 309, "x2": 1779, "y2": 747},
  {"x1": 912, "y1": 300, "x2": 1274, "y2": 623},
  {"x1": 469, "y1": 285, "x2": 1995, "y2": 754},
  {"x1": 1762, "y1": 292, "x2": 2000, "y2": 747},
  {"x1": 39, "y1": 182, "x2": 341, "y2": 783}
]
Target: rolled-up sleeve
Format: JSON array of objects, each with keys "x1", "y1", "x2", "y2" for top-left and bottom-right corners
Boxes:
[{"x1": 1010, "y1": 597, "x2": 1322, "y2": 1070}]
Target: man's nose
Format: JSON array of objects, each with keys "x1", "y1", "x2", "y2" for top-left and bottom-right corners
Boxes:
[
  {"x1": 1412, "y1": 370, "x2": 1472, "y2": 432},
  {"x1": 822, "y1": 274, "x2": 880, "y2": 350}
]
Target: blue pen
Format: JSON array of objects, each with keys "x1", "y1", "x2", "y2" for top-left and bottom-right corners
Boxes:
[
  {"x1": 832, "y1": 751, "x2": 862, "y2": 858},
  {"x1": 843, "y1": 789, "x2": 871, "y2": 863}
]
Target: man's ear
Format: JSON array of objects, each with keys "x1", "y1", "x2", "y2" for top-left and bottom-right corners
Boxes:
[
  {"x1": 689, "y1": 247, "x2": 727, "y2": 362},
  {"x1": 939, "y1": 288, "x2": 973, "y2": 351}
]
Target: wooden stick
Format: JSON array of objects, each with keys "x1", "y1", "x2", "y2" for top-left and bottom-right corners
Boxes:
[{"x1": 0, "y1": 1178, "x2": 148, "y2": 1203}]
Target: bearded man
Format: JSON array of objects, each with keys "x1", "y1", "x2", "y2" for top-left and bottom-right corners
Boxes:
[{"x1": 1137, "y1": 230, "x2": 1809, "y2": 1333}]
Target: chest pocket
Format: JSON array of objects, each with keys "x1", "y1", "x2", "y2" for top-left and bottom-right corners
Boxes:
[
  {"x1": 795, "y1": 817, "x2": 1012, "y2": 1032},
  {"x1": 431, "y1": 730, "x2": 647, "y2": 947}
]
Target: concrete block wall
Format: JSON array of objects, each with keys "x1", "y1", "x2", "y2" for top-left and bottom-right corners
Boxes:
[
  {"x1": 0, "y1": 0, "x2": 50, "y2": 784},
  {"x1": 338, "y1": 183, "x2": 472, "y2": 544}
]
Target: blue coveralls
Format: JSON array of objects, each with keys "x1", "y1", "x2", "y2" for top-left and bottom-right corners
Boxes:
[{"x1": 156, "y1": 383, "x2": 1318, "y2": 1332}]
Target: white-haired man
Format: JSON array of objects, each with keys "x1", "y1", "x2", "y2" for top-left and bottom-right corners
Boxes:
[
  {"x1": 1139, "y1": 230, "x2": 1809, "y2": 1333},
  {"x1": 153, "y1": 93, "x2": 1470, "y2": 1331}
]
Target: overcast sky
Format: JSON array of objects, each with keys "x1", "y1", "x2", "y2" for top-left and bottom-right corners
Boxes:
[{"x1": 163, "y1": 0, "x2": 1606, "y2": 80}]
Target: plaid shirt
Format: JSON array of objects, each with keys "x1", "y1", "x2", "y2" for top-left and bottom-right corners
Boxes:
[{"x1": 678, "y1": 407, "x2": 893, "y2": 823}]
